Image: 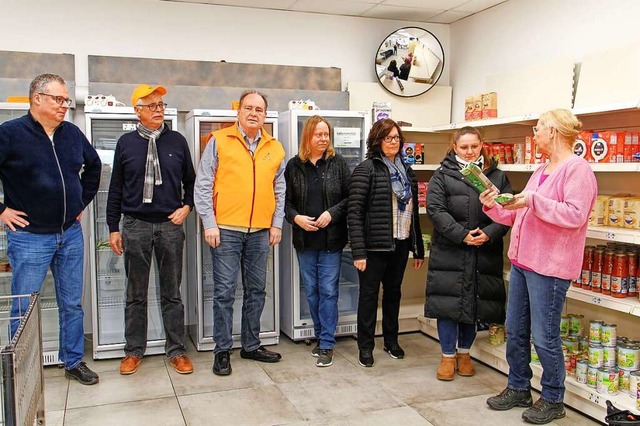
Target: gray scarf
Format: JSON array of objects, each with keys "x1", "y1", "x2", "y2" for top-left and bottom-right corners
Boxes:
[
  {"x1": 382, "y1": 155, "x2": 412, "y2": 211},
  {"x1": 137, "y1": 122, "x2": 164, "y2": 203}
]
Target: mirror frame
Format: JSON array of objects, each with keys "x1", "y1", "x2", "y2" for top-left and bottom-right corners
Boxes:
[{"x1": 374, "y1": 27, "x2": 445, "y2": 98}]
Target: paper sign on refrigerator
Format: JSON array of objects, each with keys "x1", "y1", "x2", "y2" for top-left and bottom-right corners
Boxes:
[{"x1": 333, "y1": 127, "x2": 361, "y2": 148}]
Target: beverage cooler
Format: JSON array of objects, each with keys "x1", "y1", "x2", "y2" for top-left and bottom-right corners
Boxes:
[
  {"x1": 0, "y1": 103, "x2": 61, "y2": 365},
  {"x1": 185, "y1": 110, "x2": 280, "y2": 351},
  {"x1": 278, "y1": 110, "x2": 370, "y2": 341},
  {"x1": 85, "y1": 106, "x2": 178, "y2": 359}
]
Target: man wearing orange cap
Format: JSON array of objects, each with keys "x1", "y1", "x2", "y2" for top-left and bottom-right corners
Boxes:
[{"x1": 107, "y1": 84, "x2": 196, "y2": 375}]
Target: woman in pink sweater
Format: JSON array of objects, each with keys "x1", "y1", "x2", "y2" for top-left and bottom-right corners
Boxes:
[{"x1": 480, "y1": 109, "x2": 597, "y2": 425}]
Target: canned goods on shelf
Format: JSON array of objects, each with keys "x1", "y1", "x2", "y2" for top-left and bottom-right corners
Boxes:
[
  {"x1": 597, "y1": 367, "x2": 619, "y2": 396},
  {"x1": 601, "y1": 323, "x2": 618, "y2": 347}
]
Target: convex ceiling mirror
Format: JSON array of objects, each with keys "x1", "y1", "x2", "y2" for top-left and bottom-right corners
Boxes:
[{"x1": 375, "y1": 27, "x2": 445, "y2": 97}]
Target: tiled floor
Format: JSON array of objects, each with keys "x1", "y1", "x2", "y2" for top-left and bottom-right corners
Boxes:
[{"x1": 42, "y1": 333, "x2": 601, "y2": 425}]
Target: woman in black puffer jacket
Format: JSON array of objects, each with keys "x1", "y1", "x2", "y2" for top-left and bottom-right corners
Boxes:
[
  {"x1": 425, "y1": 126, "x2": 511, "y2": 381},
  {"x1": 348, "y1": 118, "x2": 424, "y2": 368},
  {"x1": 285, "y1": 115, "x2": 351, "y2": 367}
]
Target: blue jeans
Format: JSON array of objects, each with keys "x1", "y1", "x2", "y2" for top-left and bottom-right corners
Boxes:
[
  {"x1": 297, "y1": 249, "x2": 341, "y2": 350},
  {"x1": 506, "y1": 265, "x2": 570, "y2": 403},
  {"x1": 437, "y1": 319, "x2": 477, "y2": 355},
  {"x1": 210, "y1": 228, "x2": 269, "y2": 353},
  {"x1": 7, "y1": 222, "x2": 85, "y2": 369},
  {"x1": 122, "y1": 217, "x2": 186, "y2": 359}
]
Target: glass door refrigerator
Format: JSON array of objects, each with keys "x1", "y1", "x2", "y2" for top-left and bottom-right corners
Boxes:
[
  {"x1": 185, "y1": 110, "x2": 280, "y2": 351},
  {"x1": 85, "y1": 106, "x2": 178, "y2": 359},
  {"x1": 278, "y1": 110, "x2": 370, "y2": 342},
  {"x1": 0, "y1": 103, "x2": 61, "y2": 365}
]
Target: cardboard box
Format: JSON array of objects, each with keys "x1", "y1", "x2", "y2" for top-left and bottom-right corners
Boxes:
[
  {"x1": 525, "y1": 136, "x2": 534, "y2": 163},
  {"x1": 401, "y1": 143, "x2": 424, "y2": 165},
  {"x1": 465, "y1": 96, "x2": 474, "y2": 122},
  {"x1": 481, "y1": 92, "x2": 498, "y2": 119},
  {"x1": 372, "y1": 102, "x2": 392, "y2": 122},
  {"x1": 471, "y1": 95, "x2": 483, "y2": 121},
  {"x1": 590, "y1": 131, "x2": 616, "y2": 163},
  {"x1": 573, "y1": 131, "x2": 591, "y2": 161}
]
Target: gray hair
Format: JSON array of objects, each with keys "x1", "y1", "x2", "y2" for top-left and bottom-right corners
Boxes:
[
  {"x1": 239, "y1": 90, "x2": 268, "y2": 110},
  {"x1": 29, "y1": 73, "x2": 66, "y2": 103}
]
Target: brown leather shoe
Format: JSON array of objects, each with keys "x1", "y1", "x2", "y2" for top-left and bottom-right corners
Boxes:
[
  {"x1": 119, "y1": 355, "x2": 142, "y2": 375},
  {"x1": 456, "y1": 353, "x2": 475, "y2": 376},
  {"x1": 437, "y1": 356, "x2": 456, "y2": 381},
  {"x1": 170, "y1": 355, "x2": 194, "y2": 374}
]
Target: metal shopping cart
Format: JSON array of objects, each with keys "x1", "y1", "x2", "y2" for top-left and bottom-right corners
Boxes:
[{"x1": 0, "y1": 293, "x2": 45, "y2": 426}]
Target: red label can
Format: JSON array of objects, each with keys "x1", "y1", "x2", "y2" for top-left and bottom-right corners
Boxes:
[{"x1": 611, "y1": 253, "x2": 628, "y2": 298}]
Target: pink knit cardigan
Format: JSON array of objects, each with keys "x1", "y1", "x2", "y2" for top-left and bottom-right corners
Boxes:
[{"x1": 484, "y1": 155, "x2": 597, "y2": 280}]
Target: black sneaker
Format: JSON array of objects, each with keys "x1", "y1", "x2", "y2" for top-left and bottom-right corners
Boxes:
[
  {"x1": 316, "y1": 349, "x2": 334, "y2": 367},
  {"x1": 358, "y1": 349, "x2": 374, "y2": 367},
  {"x1": 383, "y1": 342, "x2": 405, "y2": 359},
  {"x1": 311, "y1": 343, "x2": 321, "y2": 358},
  {"x1": 213, "y1": 351, "x2": 231, "y2": 376},
  {"x1": 486, "y1": 387, "x2": 533, "y2": 411},
  {"x1": 65, "y1": 362, "x2": 99, "y2": 385},
  {"x1": 522, "y1": 398, "x2": 565, "y2": 424}
]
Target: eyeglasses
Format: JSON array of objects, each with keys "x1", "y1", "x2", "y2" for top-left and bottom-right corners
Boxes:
[
  {"x1": 241, "y1": 105, "x2": 266, "y2": 115},
  {"x1": 136, "y1": 102, "x2": 167, "y2": 112},
  {"x1": 383, "y1": 135, "x2": 401, "y2": 143},
  {"x1": 38, "y1": 93, "x2": 72, "y2": 107},
  {"x1": 532, "y1": 126, "x2": 539, "y2": 134},
  {"x1": 313, "y1": 132, "x2": 330, "y2": 139}
]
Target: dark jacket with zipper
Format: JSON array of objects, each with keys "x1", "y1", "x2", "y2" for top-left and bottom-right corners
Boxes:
[
  {"x1": 284, "y1": 153, "x2": 351, "y2": 252},
  {"x1": 348, "y1": 154, "x2": 424, "y2": 260},
  {"x1": 0, "y1": 113, "x2": 101, "y2": 233},
  {"x1": 424, "y1": 152, "x2": 511, "y2": 324}
]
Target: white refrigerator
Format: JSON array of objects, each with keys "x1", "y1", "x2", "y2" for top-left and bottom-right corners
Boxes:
[
  {"x1": 185, "y1": 109, "x2": 280, "y2": 351},
  {"x1": 278, "y1": 110, "x2": 370, "y2": 341},
  {"x1": 0, "y1": 103, "x2": 61, "y2": 365},
  {"x1": 84, "y1": 106, "x2": 179, "y2": 359}
]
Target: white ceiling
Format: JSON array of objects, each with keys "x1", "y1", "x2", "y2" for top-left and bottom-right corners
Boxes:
[{"x1": 160, "y1": 0, "x2": 507, "y2": 24}]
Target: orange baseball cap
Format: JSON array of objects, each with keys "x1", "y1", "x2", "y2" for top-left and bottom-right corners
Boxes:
[{"x1": 131, "y1": 84, "x2": 167, "y2": 106}]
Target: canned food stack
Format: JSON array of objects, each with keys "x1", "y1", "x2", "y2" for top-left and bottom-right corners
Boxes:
[{"x1": 576, "y1": 244, "x2": 639, "y2": 299}]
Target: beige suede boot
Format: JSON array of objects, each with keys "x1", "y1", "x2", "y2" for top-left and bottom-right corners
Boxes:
[
  {"x1": 456, "y1": 352, "x2": 475, "y2": 376},
  {"x1": 436, "y1": 356, "x2": 456, "y2": 381}
]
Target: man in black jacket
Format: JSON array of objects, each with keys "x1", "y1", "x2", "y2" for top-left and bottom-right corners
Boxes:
[
  {"x1": 107, "y1": 84, "x2": 196, "y2": 376},
  {"x1": 0, "y1": 73, "x2": 101, "y2": 385}
]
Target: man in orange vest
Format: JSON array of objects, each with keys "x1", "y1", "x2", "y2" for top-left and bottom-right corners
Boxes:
[{"x1": 194, "y1": 90, "x2": 286, "y2": 376}]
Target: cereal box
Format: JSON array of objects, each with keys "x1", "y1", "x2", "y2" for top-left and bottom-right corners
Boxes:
[
  {"x1": 481, "y1": 92, "x2": 498, "y2": 119},
  {"x1": 471, "y1": 95, "x2": 483, "y2": 121},
  {"x1": 465, "y1": 97, "x2": 474, "y2": 122}
]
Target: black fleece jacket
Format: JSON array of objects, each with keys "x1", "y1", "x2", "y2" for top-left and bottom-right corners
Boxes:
[
  {"x1": 284, "y1": 153, "x2": 351, "y2": 252},
  {"x1": 0, "y1": 113, "x2": 101, "y2": 233}
]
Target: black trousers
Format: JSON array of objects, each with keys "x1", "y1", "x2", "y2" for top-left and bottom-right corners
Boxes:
[{"x1": 356, "y1": 239, "x2": 410, "y2": 351}]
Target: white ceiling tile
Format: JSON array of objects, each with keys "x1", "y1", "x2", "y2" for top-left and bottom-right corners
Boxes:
[
  {"x1": 204, "y1": 0, "x2": 296, "y2": 9},
  {"x1": 382, "y1": 0, "x2": 467, "y2": 10},
  {"x1": 289, "y1": 0, "x2": 376, "y2": 15},
  {"x1": 428, "y1": 10, "x2": 473, "y2": 23},
  {"x1": 361, "y1": 4, "x2": 442, "y2": 21},
  {"x1": 452, "y1": 0, "x2": 506, "y2": 13}
]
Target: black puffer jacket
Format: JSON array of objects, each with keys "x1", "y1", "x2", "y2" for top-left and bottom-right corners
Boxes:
[
  {"x1": 285, "y1": 154, "x2": 351, "y2": 252},
  {"x1": 424, "y1": 152, "x2": 511, "y2": 324},
  {"x1": 348, "y1": 155, "x2": 424, "y2": 260}
]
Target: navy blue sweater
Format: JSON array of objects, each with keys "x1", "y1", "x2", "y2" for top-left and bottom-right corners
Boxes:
[
  {"x1": 106, "y1": 127, "x2": 196, "y2": 232},
  {"x1": 0, "y1": 113, "x2": 101, "y2": 233}
]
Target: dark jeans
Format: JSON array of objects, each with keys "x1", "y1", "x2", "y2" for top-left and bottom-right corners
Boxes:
[
  {"x1": 356, "y1": 239, "x2": 410, "y2": 351},
  {"x1": 210, "y1": 228, "x2": 270, "y2": 353},
  {"x1": 122, "y1": 216, "x2": 186, "y2": 358},
  {"x1": 437, "y1": 319, "x2": 477, "y2": 355}
]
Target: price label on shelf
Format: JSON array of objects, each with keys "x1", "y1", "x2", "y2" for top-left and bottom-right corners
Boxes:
[
  {"x1": 588, "y1": 393, "x2": 601, "y2": 404},
  {"x1": 524, "y1": 164, "x2": 533, "y2": 171},
  {"x1": 605, "y1": 231, "x2": 616, "y2": 241},
  {"x1": 591, "y1": 297, "x2": 602, "y2": 305},
  {"x1": 522, "y1": 114, "x2": 533, "y2": 120}
]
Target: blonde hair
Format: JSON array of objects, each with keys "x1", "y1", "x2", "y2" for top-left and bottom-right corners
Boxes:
[
  {"x1": 298, "y1": 115, "x2": 335, "y2": 162},
  {"x1": 538, "y1": 109, "x2": 582, "y2": 148}
]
